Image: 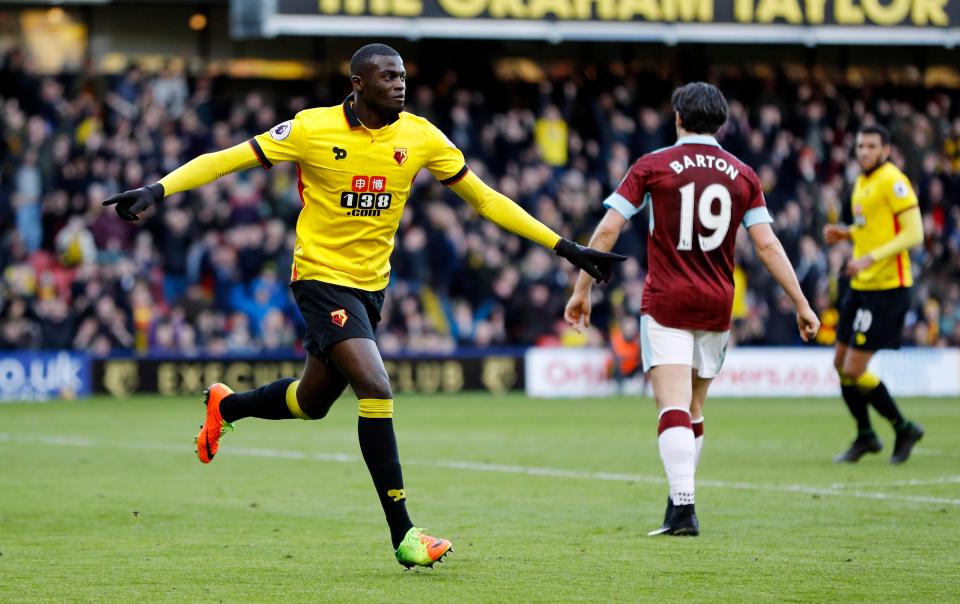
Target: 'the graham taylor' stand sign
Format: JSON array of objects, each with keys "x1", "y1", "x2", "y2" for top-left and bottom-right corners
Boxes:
[{"x1": 232, "y1": 0, "x2": 959, "y2": 44}]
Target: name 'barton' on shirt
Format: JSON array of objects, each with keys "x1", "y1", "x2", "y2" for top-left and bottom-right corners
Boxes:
[{"x1": 668, "y1": 153, "x2": 740, "y2": 181}]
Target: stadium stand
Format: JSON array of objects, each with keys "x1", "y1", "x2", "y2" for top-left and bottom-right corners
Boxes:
[{"x1": 1, "y1": 49, "x2": 958, "y2": 356}]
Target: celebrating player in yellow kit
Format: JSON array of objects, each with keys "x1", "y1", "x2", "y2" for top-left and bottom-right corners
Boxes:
[
  {"x1": 103, "y1": 44, "x2": 623, "y2": 569},
  {"x1": 824, "y1": 124, "x2": 925, "y2": 465}
]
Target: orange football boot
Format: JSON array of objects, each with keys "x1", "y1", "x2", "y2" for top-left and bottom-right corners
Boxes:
[
  {"x1": 395, "y1": 527, "x2": 453, "y2": 568},
  {"x1": 194, "y1": 383, "x2": 235, "y2": 464}
]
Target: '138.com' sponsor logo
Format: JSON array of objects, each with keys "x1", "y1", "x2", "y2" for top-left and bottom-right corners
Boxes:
[{"x1": 342, "y1": 175, "x2": 392, "y2": 217}]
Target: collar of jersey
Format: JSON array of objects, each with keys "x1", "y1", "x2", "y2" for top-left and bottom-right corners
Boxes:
[
  {"x1": 342, "y1": 94, "x2": 402, "y2": 135},
  {"x1": 862, "y1": 160, "x2": 889, "y2": 178},
  {"x1": 675, "y1": 134, "x2": 721, "y2": 147}
]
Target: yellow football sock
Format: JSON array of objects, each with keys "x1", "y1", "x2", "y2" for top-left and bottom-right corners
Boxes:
[
  {"x1": 285, "y1": 380, "x2": 312, "y2": 420},
  {"x1": 359, "y1": 398, "x2": 394, "y2": 419},
  {"x1": 855, "y1": 371, "x2": 881, "y2": 393}
]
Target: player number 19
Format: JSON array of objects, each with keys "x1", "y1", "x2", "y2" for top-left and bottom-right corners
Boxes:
[{"x1": 677, "y1": 182, "x2": 732, "y2": 252}]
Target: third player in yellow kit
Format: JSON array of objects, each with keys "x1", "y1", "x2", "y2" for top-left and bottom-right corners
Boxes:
[
  {"x1": 103, "y1": 43, "x2": 624, "y2": 569},
  {"x1": 848, "y1": 157, "x2": 917, "y2": 292},
  {"x1": 824, "y1": 124, "x2": 925, "y2": 465}
]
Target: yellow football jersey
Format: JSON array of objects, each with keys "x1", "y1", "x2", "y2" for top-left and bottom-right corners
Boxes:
[
  {"x1": 849, "y1": 162, "x2": 918, "y2": 291},
  {"x1": 249, "y1": 96, "x2": 467, "y2": 291}
]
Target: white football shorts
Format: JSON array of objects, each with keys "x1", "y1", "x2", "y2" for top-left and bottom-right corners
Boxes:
[{"x1": 640, "y1": 314, "x2": 730, "y2": 379}]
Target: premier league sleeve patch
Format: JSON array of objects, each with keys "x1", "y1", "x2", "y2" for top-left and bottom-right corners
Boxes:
[
  {"x1": 269, "y1": 120, "x2": 293, "y2": 141},
  {"x1": 892, "y1": 180, "x2": 909, "y2": 198}
]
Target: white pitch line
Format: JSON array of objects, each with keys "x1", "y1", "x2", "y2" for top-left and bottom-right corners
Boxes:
[
  {"x1": 912, "y1": 448, "x2": 960, "y2": 459},
  {"x1": 830, "y1": 476, "x2": 960, "y2": 489},
  {"x1": 427, "y1": 462, "x2": 960, "y2": 506},
  {"x1": 2, "y1": 433, "x2": 960, "y2": 507},
  {"x1": 430, "y1": 459, "x2": 663, "y2": 484}
]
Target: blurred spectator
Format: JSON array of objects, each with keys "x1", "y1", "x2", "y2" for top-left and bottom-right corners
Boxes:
[
  {"x1": 151, "y1": 62, "x2": 189, "y2": 119},
  {"x1": 608, "y1": 315, "x2": 643, "y2": 394},
  {"x1": 54, "y1": 215, "x2": 96, "y2": 267},
  {"x1": 535, "y1": 104, "x2": 569, "y2": 167},
  {"x1": 14, "y1": 149, "x2": 43, "y2": 253}
]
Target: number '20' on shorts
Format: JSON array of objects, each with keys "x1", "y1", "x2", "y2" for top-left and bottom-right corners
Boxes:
[{"x1": 836, "y1": 287, "x2": 910, "y2": 351}]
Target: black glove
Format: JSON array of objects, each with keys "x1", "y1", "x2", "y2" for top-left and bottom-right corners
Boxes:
[
  {"x1": 102, "y1": 183, "x2": 165, "y2": 221},
  {"x1": 554, "y1": 238, "x2": 626, "y2": 284}
]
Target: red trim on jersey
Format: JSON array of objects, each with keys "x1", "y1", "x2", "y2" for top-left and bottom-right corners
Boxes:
[
  {"x1": 893, "y1": 213, "x2": 905, "y2": 287},
  {"x1": 291, "y1": 163, "x2": 305, "y2": 283},
  {"x1": 658, "y1": 409, "x2": 692, "y2": 435},
  {"x1": 296, "y1": 164, "x2": 305, "y2": 208}
]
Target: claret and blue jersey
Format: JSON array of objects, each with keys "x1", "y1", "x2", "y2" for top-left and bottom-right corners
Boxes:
[{"x1": 604, "y1": 135, "x2": 773, "y2": 332}]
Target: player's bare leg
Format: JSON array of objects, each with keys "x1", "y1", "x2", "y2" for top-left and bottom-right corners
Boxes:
[
  {"x1": 657, "y1": 371, "x2": 712, "y2": 526},
  {"x1": 691, "y1": 372, "x2": 712, "y2": 469},
  {"x1": 840, "y1": 348, "x2": 923, "y2": 464},
  {"x1": 294, "y1": 352, "x2": 349, "y2": 420},
  {"x1": 648, "y1": 364, "x2": 699, "y2": 536},
  {"x1": 650, "y1": 364, "x2": 693, "y2": 412},
  {"x1": 326, "y1": 337, "x2": 451, "y2": 568}
]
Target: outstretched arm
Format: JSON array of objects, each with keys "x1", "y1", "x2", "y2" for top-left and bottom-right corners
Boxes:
[
  {"x1": 448, "y1": 170, "x2": 561, "y2": 249},
  {"x1": 103, "y1": 142, "x2": 261, "y2": 221},
  {"x1": 748, "y1": 222, "x2": 820, "y2": 342},
  {"x1": 449, "y1": 170, "x2": 624, "y2": 281},
  {"x1": 159, "y1": 142, "x2": 261, "y2": 196}
]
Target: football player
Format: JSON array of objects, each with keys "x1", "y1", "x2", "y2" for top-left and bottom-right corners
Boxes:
[
  {"x1": 104, "y1": 43, "x2": 624, "y2": 568},
  {"x1": 824, "y1": 124, "x2": 925, "y2": 465},
  {"x1": 564, "y1": 82, "x2": 819, "y2": 536}
]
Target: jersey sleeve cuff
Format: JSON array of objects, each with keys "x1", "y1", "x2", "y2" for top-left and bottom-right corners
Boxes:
[
  {"x1": 742, "y1": 207, "x2": 773, "y2": 228},
  {"x1": 603, "y1": 192, "x2": 641, "y2": 220},
  {"x1": 248, "y1": 138, "x2": 273, "y2": 170}
]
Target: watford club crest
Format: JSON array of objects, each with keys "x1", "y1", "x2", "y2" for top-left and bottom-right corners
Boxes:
[
  {"x1": 393, "y1": 147, "x2": 407, "y2": 166},
  {"x1": 330, "y1": 309, "x2": 349, "y2": 328}
]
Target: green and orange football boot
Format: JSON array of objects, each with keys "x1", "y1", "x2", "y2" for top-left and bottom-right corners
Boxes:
[
  {"x1": 194, "y1": 383, "x2": 235, "y2": 464},
  {"x1": 394, "y1": 527, "x2": 453, "y2": 569}
]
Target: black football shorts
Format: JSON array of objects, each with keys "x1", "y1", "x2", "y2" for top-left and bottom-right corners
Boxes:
[
  {"x1": 836, "y1": 287, "x2": 911, "y2": 351},
  {"x1": 290, "y1": 279, "x2": 385, "y2": 359}
]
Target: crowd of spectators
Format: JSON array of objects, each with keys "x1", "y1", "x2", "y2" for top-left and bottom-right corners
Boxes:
[{"x1": 1, "y1": 47, "x2": 959, "y2": 357}]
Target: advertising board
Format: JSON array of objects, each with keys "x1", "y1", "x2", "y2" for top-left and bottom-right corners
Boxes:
[
  {"x1": 0, "y1": 352, "x2": 91, "y2": 402},
  {"x1": 525, "y1": 346, "x2": 960, "y2": 398}
]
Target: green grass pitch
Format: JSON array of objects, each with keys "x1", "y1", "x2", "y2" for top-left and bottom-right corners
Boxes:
[{"x1": 1, "y1": 393, "x2": 958, "y2": 602}]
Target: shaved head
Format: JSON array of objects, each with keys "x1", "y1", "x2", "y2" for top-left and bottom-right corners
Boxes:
[{"x1": 350, "y1": 43, "x2": 400, "y2": 77}]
